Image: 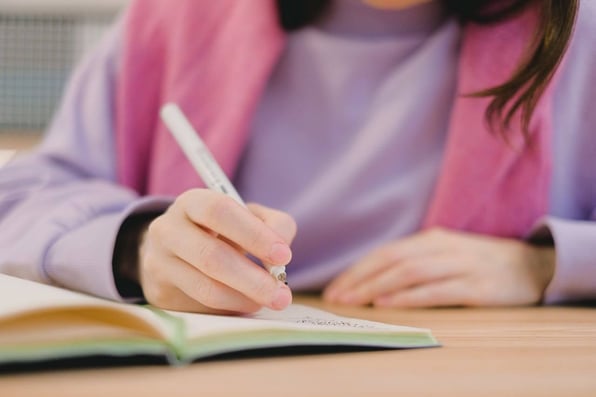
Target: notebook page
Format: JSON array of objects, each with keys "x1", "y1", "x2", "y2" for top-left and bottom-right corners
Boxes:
[
  {"x1": 170, "y1": 304, "x2": 430, "y2": 340},
  {"x1": 0, "y1": 274, "x2": 169, "y2": 336}
]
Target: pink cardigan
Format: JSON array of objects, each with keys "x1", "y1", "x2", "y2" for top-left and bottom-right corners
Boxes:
[{"x1": 115, "y1": 0, "x2": 556, "y2": 238}]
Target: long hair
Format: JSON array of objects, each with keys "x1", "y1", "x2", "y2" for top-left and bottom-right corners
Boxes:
[{"x1": 276, "y1": 0, "x2": 579, "y2": 137}]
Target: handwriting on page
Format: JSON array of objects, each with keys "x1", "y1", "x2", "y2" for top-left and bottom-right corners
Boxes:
[
  {"x1": 292, "y1": 316, "x2": 380, "y2": 330},
  {"x1": 249, "y1": 305, "x2": 402, "y2": 331}
]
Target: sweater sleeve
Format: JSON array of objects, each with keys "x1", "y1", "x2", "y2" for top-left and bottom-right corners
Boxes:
[
  {"x1": 537, "y1": 217, "x2": 596, "y2": 303},
  {"x1": 538, "y1": 1, "x2": 596, "y2": 304},
  {"x1": 0, "y1": 18, "x2": 171, "y2": 300}
]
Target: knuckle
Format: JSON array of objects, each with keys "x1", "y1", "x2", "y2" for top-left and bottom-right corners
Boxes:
[
  {"x1": 177, "y1": 188, "x2": 204, "y2": 206},
  {"x1": 196, "y1": 240, "x2": 223, "y2": 274},
  {"x1": 247, "y1": 227, "x2": 268, "y2": 254},
  {"x1": 147, "y1": 215, "x2": 167, "y2": 239},
  {"x1": 204, "y1": 194, "x2": 236, "y2": 225},
  {"x1": 174, "y1": 189, "x2": 196, "y2": 211},
  {"x1": 175, "y1": 188, "x2": 213, "y2": 220},
  {"x1": 147, "y1": 215, "x2": 178, "y2": 250}
]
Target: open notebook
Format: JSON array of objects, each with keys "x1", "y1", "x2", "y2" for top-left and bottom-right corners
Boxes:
[{"x1": 0, "y1": 274, "x2": 438, "y2": 367}]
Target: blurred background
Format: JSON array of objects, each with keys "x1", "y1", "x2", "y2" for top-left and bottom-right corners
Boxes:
[{"x1": 0, "y1": 0, "x2": 127, "y2": 150}]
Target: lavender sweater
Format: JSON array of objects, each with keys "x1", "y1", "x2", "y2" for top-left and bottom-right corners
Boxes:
[{"x1": 1, "y1": 1, "x2": 595, "y2": 303}]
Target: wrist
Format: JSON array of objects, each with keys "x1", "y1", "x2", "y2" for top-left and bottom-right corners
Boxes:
[{"x1": 528, "y1": 244, "x2": 556, "y2": 303}]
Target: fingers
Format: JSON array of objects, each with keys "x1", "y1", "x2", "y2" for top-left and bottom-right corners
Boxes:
[
  {"x1": 247, "y1": 203, "x2": 297, "y2": 279},
  {"x1": 177, "y1": 190, "x2": 293, "y2": 266},
  {"x1": 142, "y1": 253, "x2": 262, "y2": 314},
  {"x1": 323, "y1": 246, "x2": 396, "y2": 302},
  {"x1": 322, "y1": 228, "x2": 548, "y2": 309},
  {"x1": 139, "y1": 189, "x2": 298, "y2": 314},
  {"x1": 326, "y1": 254, "x2": 467, "y2": 305},
  {"x1": 247, "y1": 203, "x2": 297, "y2": 245},
  {"x1": 149, "y1": 211, "x2": 291, "y2": 310},
  {"x1": 324, "y1": 230, "x2": 445, "y2": 301},
  {"x1": 373, "y1": 278, "x2": 472, "y2": 308}
]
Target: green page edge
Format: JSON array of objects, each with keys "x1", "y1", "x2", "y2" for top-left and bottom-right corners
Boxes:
[{"x1": 179, "y1": 329, "x2": 439, "y2": 363}]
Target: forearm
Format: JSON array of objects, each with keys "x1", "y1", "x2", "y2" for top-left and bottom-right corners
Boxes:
[
  {"x1": 0, "y1": 156, "x2": 134, "y2": 297},
  {"x1": 0, "y1": 152, "x2": 173, "y2": 300}
]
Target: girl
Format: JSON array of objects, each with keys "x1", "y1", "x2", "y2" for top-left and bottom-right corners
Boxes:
[{"x1": 0, "y1": 0, "x2": 594, "y2": 314}]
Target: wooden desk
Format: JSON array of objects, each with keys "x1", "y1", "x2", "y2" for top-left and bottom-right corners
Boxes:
[
  {"x1": 1, "y1": 297, "x2": 595, "y2": 397},
  {"x1": 0, "y1": 132, "x2": 41, "y2": 167},
  {"x1": 0, "y1": 131, "x2": 41, "y2": 150}
]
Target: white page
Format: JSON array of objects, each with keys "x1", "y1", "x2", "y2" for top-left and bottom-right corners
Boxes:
[
  {"x1": 0, "y1": 274, "x2": 170, "y2": 337},
  {"x1": 169, "y1": 304, "x2": 430, "y2": 340}
]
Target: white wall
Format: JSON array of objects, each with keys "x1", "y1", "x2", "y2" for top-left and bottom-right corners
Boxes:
[{"x1": 0, "y1": 0, "x2": 128, "y2": 15}]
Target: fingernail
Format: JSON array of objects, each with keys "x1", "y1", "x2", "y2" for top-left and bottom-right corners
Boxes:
[
  {"x1": 269, "y1": 242, "x2": 292, "y2": 265},
  {"x1": 271, "y1": 285, "x2": 292, "y2": 310}
]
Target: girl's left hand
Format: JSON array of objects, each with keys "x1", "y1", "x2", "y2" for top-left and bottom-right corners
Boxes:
[{"x1": 323, "y1": 228, "x2": 556, "y2": 308}]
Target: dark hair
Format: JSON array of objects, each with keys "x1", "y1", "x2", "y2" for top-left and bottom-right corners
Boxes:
[{"x1": 276, "y1": 0, "x2": 579, "y2": 137}]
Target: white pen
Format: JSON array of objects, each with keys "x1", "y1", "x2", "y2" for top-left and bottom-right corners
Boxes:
[{"x1": 160, "y1": 103, "x2": 287, "y2": 284}]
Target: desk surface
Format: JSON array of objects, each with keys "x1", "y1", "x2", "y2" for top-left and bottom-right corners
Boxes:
[
  {"x1": 1, "y1": 297, "x2": 595, "y2": 397},
  {"x1": 0, "y1": 132, "x2": 41, "y2": 150}
]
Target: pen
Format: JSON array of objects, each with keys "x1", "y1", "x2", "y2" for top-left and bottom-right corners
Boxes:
[{"x1": 160, "y1": 103, "x2": 288, "y2": 284}]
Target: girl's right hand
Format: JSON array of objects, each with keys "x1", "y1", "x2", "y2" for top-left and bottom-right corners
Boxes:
[{"x1": 139, "y1": 189, "x2": 296, "y2": 314}]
